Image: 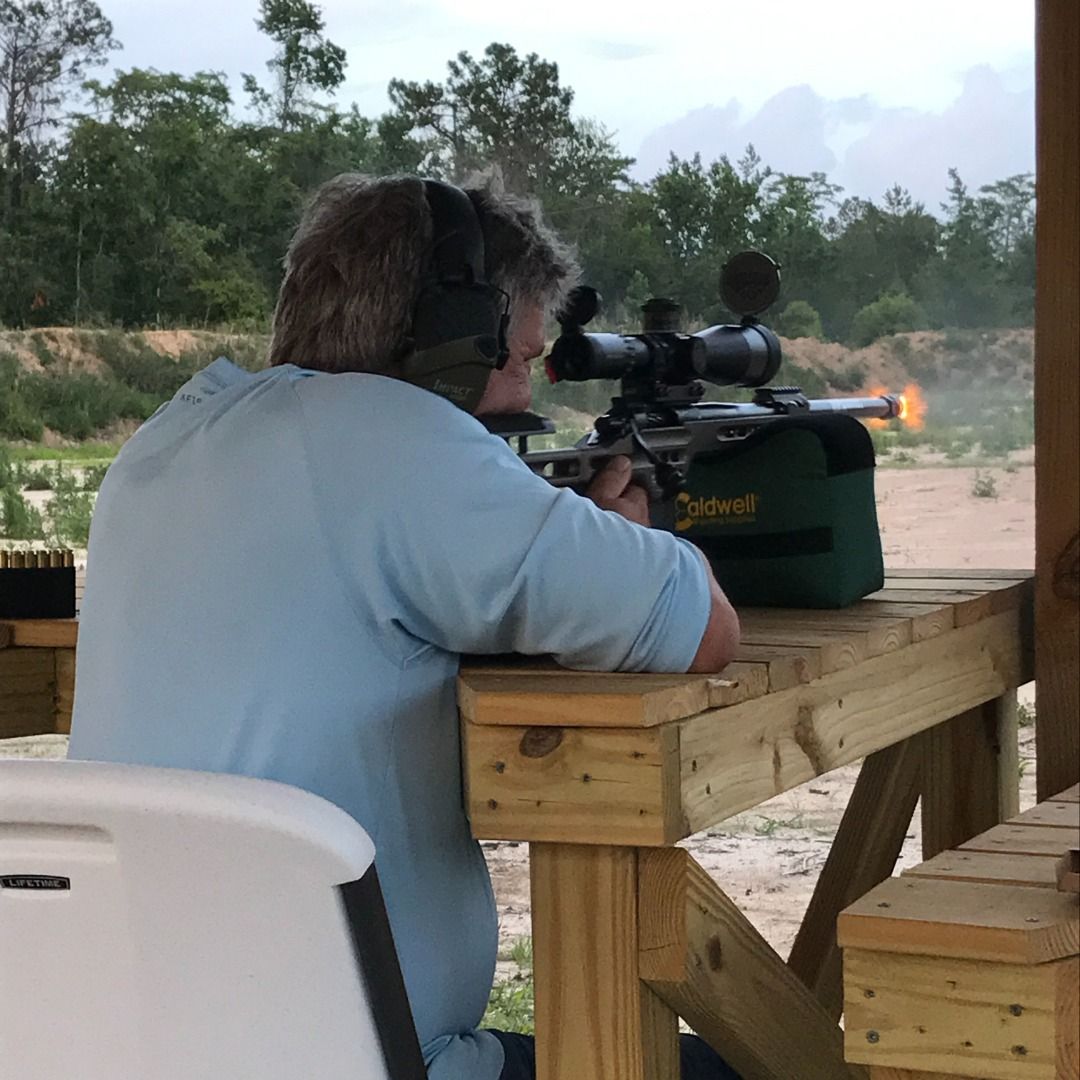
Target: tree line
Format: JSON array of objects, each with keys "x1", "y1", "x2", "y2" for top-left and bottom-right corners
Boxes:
[{"x1": 0, "y1": 0, "x2": 1035, "y2": 344}]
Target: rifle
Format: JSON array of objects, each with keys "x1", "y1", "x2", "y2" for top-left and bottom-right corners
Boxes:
[{"x1": 481, "y1": 252, "x2": 903, "y2": 530}]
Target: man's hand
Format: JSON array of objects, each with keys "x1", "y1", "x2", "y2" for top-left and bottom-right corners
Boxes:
[{"x1": 584, "y1": 456, "x2": 650, "y2": 525}]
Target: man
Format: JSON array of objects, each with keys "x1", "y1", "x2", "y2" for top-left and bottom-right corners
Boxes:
[{"x1": 69, "y1": 174, "x2": 740, "y2": 1079}]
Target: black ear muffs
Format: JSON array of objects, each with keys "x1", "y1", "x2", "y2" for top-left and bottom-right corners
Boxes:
[{"x1": 402, "y1": 180, "x2": 510, "y2": 411}]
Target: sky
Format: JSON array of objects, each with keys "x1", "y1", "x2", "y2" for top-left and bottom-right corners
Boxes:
[{"x1": 96, "y1": 0, "x2": 1035, "y2": 209}]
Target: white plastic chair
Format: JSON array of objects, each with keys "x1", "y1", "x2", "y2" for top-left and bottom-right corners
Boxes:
[{"x1": 0, "y1": 760, "x2": 427, "y2": 1079}]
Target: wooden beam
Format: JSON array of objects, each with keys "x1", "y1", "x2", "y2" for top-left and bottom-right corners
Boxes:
[
  {"x1": 921, "y1": 694, "x2": 1019, "y2": 860},
  {"x1": 960, "y1": 823, "x2": 1080, "y2": 858},
  {"x1": 530, "y1": 844, "x2": 678, "y2": 1080},
  {"x1": 0, "y1": 619, "x2": 78, "y2": 648},
  {"x1": 54, "y1": 648, "x2": 75, "y2": 735},
  {"x1": 680, "y1": 611, "x2": 1029, "y2": 838},
  {"x1": 1035, "y1": 0, "x2": 1080, "y2": 800},
  {"x1": 638, "y1": 848, "x2": 864, "y2": 1080},
  {"x1": 788, "y1": 737, "x2": 922, "y2": 1021},
  {"x1": 1009, "y1": 801, "x2": 1080, "y2": 830},
  {"x1": 903, "y1": 850, "x2": 1061, "y2": 889},
  {"x1": 0, "y1": 648, "x2": 57, "y2": 739},
  {"x1": 844, "y1": 948, "x2": 1077, "y2": 1079},
  {"x1": 838, "y1": 878, "x2": 1080, "y2": 965}
]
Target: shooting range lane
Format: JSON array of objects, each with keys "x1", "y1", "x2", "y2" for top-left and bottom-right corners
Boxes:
[{"x1": 454, "y1": 570, "x2": 1037, "y2": 1080}]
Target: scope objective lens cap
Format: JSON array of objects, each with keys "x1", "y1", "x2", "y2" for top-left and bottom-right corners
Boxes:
[{"x1": 719, "y1": 251, "x2": 782, "y2": 317}]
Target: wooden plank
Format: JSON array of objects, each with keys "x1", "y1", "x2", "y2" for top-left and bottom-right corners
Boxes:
[
  {"x1": 921, "y1": 695, "x2": 1019, "y2": 860},
  {"x1": 736, "y1": 626, "x2": 866, "y2": 674},
  {"x1": 680, "y1": 611, "x2": 1030, "y2": 838},
  {"x1": 54, "y1": 648, "x2": 75, "y2": 735},
  {"x1": 883, "y1": 577, "x2": 1030, "y2": 596},
  {"x1": 867, "y1": 589, "x2": 995, "y2": 628},
  {"x1": 1054, "y1": 784, "x2": 1080, "y2": 803},
  {"x1": 885, "y1": 569, "x2": 1034, "y2": 581},
  {"x1": 1009, "y1": 802, "x2": 1080, "y2": 830},
  {"x1": 788, "y1": 737, "x2": 922, "y2": 1022},
  {"x1": 464, "y1": 612, "x2": 1032, "y2": 845},
  {"x1": 903, "y1": 851, "x2": 1061, "y2": 889},
  {"x1": 868, "y1": 1070, "x2": 982, "y2": 1080},
  {"x1": 1058, "y1": 850, "x2": 1080, "y2": 894},
  {"x1": 730, "y1": 643, "x2": 821, "y2": 690},
  {"x1": 463, "y1": 716, "x2": 683, "y2": 846},
  {"x1": 741, "y1": 612, "x2": 913, "y2": 659},
  {"x1": 838, "y1": 878, "x2": 1080, "y2": 965},
  {"x1": 530, "y1": 844, "x2": 678, "y2": 1080},
  {"x1": 0, "y1": 619, "x2": 79, "y2": 648},
  {"x1": 844, "y1": 947, "x2": 1074, "y2": 1079},
  {"x1": 848, "y1": 601, "x2": 955, "y2": 642},
  {"x1": 638, "y1": 848, "x2": 863, "y2": 1080},
  {"x1": 705, "y1": 662, "x2": 770, "y2": 708},
  {"x1": 459, "y1": 671, "x2": 710, "y2": 728},
  {"x1": 1035, "y1": 0, "x2": 1080, "y2": 805},
  {"x1": 961, "y1": 824, "x2": 1080, "y2": 858},
  {"x1": 0, "y1": 623, "x2": 10, "y2": 649}
]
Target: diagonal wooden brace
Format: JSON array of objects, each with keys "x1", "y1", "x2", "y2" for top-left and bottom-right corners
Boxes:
[{"x1": 638, "y1": 848, "x2": 867, "y2": 1080}]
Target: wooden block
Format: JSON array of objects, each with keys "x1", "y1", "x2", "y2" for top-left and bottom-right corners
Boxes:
[
  {"x1": 730, "y1": 643, "x2": 821, "y2": 689},
  {"x1": 961, "y1": 824, "x2": 1080, "y2": 858},
  {"x1": 1, "y1": 619, "x2": 79, "y2": 648},
  {"x1": 1054, "y1": 784, "x2": 1080, "y2": 803},
  {"x1": 788, "y1": 737, "x2": 923, "y2": 1022},
  {"x1": 903, "y1": 851, "x2": 1061, "y2": 889},
  {"x1": 838, "y1": 878, "x2": 1079, "y2": 965},
  {"x1": 844, "y1": 948, "x2": 1077, "y2": 1079},
  {"x1": 705, "y1": 662, "x2": 770, "y2": 707},
  {"x1": 530, "y1": 844, "x2": 679, "y2": 1080},
  {"x1": 921, "y1": 695, "x2": 1019, "y2": 860},
  {"x1": 638, "y1": 848, "x2": 863, "y2": 1080},
  {"x1": 0, "y1": 623, "x2": 10, "y2": 649},
  {"x1": 463, "y1": 717, "x2": 682, "y2": 845},
  {"x1": 459, "y1": 671, "x2": 710, "y2": 728},
  {"x1": 679, "y1": 612, "x2": 1031, "y2": 837},
  {"x1": 1009, "y1": 802, "x2": 1080, "y2": 830}
]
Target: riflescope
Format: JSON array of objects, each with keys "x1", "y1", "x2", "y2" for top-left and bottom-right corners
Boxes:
[{"x1": 546, "y1": 251, "x2": 784, "y2": 392}]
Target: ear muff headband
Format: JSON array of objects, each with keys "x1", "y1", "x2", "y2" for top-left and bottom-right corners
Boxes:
[{"x1": 402, "y1": 179, "x2": 510, "y2": 412}]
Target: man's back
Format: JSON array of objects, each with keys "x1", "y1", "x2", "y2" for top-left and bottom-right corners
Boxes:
[{"x1": 70, "y1": 357, "x2": 711, "y2": 1079}]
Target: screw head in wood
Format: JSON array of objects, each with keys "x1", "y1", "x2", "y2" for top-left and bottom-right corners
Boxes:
[{"x1": 866, "y1": 1031, "x2": 880, "y2": 1044}]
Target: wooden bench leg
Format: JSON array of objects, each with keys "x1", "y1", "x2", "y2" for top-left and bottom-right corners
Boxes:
[
  {"x1": 921, "y1": 693, "x2": 1019, "y2": 860},
  {"x1": 530, "y1": 843, "x2": 678, "y2": 1080},
  {"x1": 787, "y1": 737, "x2": 923, "y2": 1021}
]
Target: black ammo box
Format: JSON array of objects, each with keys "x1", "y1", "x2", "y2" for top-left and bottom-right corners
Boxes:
[
  {"x1": 677, "y1": 414, "x2": 884, "y2": 608},
  {"x1": 0, "y1": 560, "x2": 76, "y2": 619}
]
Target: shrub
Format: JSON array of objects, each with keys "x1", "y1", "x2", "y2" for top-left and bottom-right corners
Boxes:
[
  {"x1": 849, "y1": 291, "x2": 927, "y2": 347},
  {"x1": 1, "y1": 487, "x2": 46, "y2": 540},
  {"x1": 827, "y1": 362, "x2": 869, "y2": 393},
  {"x1": 971, "y1": 470, "x2": 998, "y2": 498},
  {"x1": 774, "y1": 300, "x2": 823, "y2": 340}
]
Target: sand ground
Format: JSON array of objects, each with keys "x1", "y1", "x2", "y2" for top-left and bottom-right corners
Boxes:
[{"x1": 1, "y1": 464, "x2": 1037, "y2": 972}]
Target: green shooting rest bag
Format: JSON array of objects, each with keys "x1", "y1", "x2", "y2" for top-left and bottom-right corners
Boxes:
[{"x1": 677, "y1": 414, "x2": 884, "y2": 608}]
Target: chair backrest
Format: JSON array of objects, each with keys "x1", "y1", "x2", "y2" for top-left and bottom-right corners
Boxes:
[{"x1": 0, "y1": 760, "x2": 426, "y2": 1080}]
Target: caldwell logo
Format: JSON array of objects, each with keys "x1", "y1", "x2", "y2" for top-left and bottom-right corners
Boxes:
[{"x1": 675, "y1": 491, "x2": 760, "y2": 532}]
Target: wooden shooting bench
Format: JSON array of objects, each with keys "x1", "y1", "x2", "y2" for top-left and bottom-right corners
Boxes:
[
  {"x1": 459, "y1": 571, "x2": 1036, "y2": 1080},
  {"x1": 0, "y1": 570, "x2": 1042, "y2": 1079},
  {"x1": 839, "y1": 784, "x2": 1079, "y2": 1080}
]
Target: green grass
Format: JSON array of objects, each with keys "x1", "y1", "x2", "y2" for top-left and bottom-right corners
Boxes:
[
  {"x1": 483, "y1": 937, "x2": 535, "y2": 1034},
  {"x1": 5, "y1": 443, "x2": 122, "y2": 463}
]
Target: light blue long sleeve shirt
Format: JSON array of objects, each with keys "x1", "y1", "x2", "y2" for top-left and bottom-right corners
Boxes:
[{"x1": 68, "y1": 359, "x2": 711, "y2": 1079}]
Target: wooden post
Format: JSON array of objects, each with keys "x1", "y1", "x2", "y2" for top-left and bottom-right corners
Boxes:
[
  {"x1": 921, "y1": 694, "x2": 1019, "y2": 860},
  {"x1": 530, "y1": 843, "x2": 679, "y2": 1080},
  {"x1": 1035, "y1": 0, "x2": 1080, "y2": 799},
  {"x1": 787, "y1": 737, "x2": 923, "y2": 1021}
]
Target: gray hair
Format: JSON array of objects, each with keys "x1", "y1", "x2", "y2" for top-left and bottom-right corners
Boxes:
[{"x1": 268, "y1": 173, "x2": 579, "y2": 374}]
